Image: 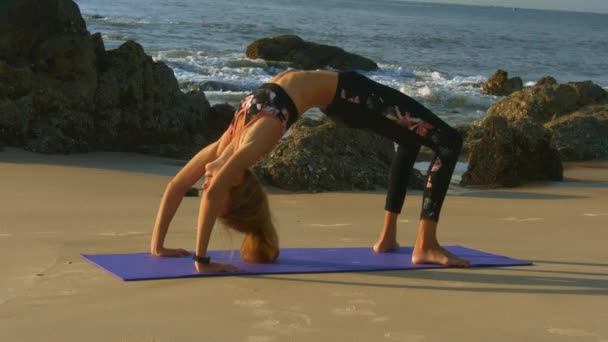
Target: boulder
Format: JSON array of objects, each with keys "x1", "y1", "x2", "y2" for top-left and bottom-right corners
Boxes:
[
  {"x1": 482, "y1": 69, "x2": 523, "y2": 96},
  {"x1": 245, "y1": 35, "x2": 378, "y2": 71},
  {"x1": 0, "y1": 0, "x2": 224, "y2": 159},
  {"x1": 487, "y1": 81, "x2": 607, "y2": 123},
  {"x1": 461, "y1": 115, "x2": 563, "y2": 187},
  {"x1": 536, "y1": 76, "x2": 558, "y2": 86},
  {"x1": 545, "y1": 104, "x2": 608, "y2": 160},
  {"x1": 253, "y1": 117, "x2": 424, "y2": 191}
]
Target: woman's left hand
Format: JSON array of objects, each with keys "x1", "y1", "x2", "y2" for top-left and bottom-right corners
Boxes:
[{"x1": 194, "y1": 261, "x2": 239, "y2": 273}]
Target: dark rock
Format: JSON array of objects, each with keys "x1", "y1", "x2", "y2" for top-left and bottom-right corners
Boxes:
[
  {"x1": 246, "y1": 35, "x2": 378, "y2": 71},
  {"x1": 536, "y1": 76, "x2": 558, "y2": 86},
  {"x1": 461, "y1": 115, "x2": 563, "y2": 187},
  {"x1": 483, "y1": 78, "x2": 607, "y2": 161},
  {"x1": 482, "y1": 69, "x2": 523, "y2": 96},
  {"x1": 0, "y1": 0, "x2": 88, "y2": 64},
  {"x1": 206, "y1": 103, "x2": 235, "y2": 142},
  {"x1": 0, "y1": 0, "x2": 223, "y2": 160},
  {"x1": 545, "y1": 104, "x2": 608, "y2": 160},
  {"x1": 455, "y1": 123, "x2": 483, "y2": 157},
  {"x1": 487, "y1": 81, "x2": 607, "y2": 123},
  {"x1": 252, "y1": 117, "x2": 424, "y2": 191}
]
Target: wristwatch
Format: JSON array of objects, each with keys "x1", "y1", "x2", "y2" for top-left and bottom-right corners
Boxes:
[{"x1": 192, "y1": 254, "x2": 211, "y2": 264}]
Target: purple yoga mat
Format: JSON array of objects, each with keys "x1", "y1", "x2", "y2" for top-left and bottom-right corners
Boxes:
[{"x1": 82, "y1": 246, "x2": 532, "y2": 281}]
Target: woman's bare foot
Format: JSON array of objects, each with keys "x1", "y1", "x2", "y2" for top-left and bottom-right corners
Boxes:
[
  {"x1": 412, "y1": 245, "x2": 470, "y2": 267},
  {"x1": 412, "y1": 219, "x2": 470, "y2": 267},
  {"x1": 374, "y1": 211, "x2": 401, "y2": 253},
  {"x1": 373, "y1": 240, "x2": 400, "y2": 253}
]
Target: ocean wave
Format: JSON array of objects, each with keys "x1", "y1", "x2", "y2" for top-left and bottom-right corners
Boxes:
[
  {"x1": 83, "y1": 13, "x2": 150, "y2": 26},
  {"x1": 102, "y1": 34, "x2": 130, "y2": 42},
  {"x1": 152, "y1": 50, "x2": 495, "y2": 123}
]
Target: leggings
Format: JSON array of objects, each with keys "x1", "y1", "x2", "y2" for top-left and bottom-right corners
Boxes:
[{"x1": 322, "y1": 71, "x2": 463, "y2": 222}]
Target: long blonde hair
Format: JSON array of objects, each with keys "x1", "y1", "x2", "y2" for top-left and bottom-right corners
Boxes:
[{"x1": 219, "y1": 169, "x2": 279, "y2": 263}]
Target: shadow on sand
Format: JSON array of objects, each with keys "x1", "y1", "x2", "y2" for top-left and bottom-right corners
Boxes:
[{"x1": 262, "y1": 260, "x2": 608, "y2": 296}]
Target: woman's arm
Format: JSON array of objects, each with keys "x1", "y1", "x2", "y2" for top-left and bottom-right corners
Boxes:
[
  {"x1": 193, "y1": 117, "x2": 283, "y2": 271},
  {"x1": 150, "y1": 138, "x2": 224, "y2": 256}
]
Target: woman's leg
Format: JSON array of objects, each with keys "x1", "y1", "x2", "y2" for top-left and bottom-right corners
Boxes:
[
  {"x1": 374, "y1": 142, "x2": 420, "y2": 252},
  {"x1": 337, "y1": 72, "x2": 469, "y2": 266}
]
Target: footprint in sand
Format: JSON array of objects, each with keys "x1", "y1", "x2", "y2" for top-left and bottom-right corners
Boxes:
[
  {"x1": 97, "y1": 231, "x2": 145, "y2": 237},
  {"x1": 547, "y1": 328, "x2": 599, "y2": 338},
  {"x1": 247, "y1": 336, "x2": 276, "y2": 342},
  {"x1": 331, "y1": 305, "x2": 376, "y2": 317},
  {"x1": 309, "y1": 223, "x2": 352, "y2": 227},
  {"x1": 582, "y1": 213, "x2": 608, "y2": 217},
  {"x1": 383, "y1": 332, "x2": 427, "y2": 341},
  {"x1": 234, "y1": 299, "x2": 315, "y2": 336},
  {"x1": 233, "y1": 299, "x2": 268, "y2": 309},
  {"x1": 332, "y1": 291, "x2": 393, "y2": 323},
  {"x1": 497, "y1": 217, "x2": 544, "y2": 222},
  {"x1": 253, "y1": 312, "x2": 315, "y2": 335}
]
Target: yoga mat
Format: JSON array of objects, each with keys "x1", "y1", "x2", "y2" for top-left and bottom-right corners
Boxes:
[{"x1": 82, "y1": 246, "x2": 532, "y2": 281}]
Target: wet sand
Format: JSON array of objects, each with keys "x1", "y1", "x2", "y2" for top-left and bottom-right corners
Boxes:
[{"x1": 1, "y1": 148, "x2": 607, "y2": 342}]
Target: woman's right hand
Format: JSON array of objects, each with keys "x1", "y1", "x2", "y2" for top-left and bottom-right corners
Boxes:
[
  {"x1": 195, "y1": 261, "x2": 239, "y2": 273},
  {"x1": 151, "y1": 247, "x2": 191, "y2": 257}
]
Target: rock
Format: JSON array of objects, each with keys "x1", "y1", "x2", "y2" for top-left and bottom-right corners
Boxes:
[
  {"x1": 487, "y1": 81, "x2": 606, "y2": 123},
  {"x1": 536, "y1": 76, "x2": 558, "y2": 86},
  {"x1": 461, "y1": 115, "x2": 563, "y2": 187},
  {"x1": 253, "y1": 117, "x2": 424, "y2": 191},
  {"x1": 545, "y1": 104, "x2": 608, "y2": 160},
  {"x1": 482, "y1": 69, "x2": 523, "y2": 96},
  {"x1": 245, "y1": 35, "x2": 378, "y2": 71},
  {"x1": 206, "y1": 103, "x2": 235, "y2": 142},
  {"x1": 0, "y1": 0, "x2": 223, "y2": 159},
  {"x1": 483, "y1": 78, "x2": 607, "y2": 161},
  {"x1": 455, "y1": 123, "x2": 483, "y2": 157}
]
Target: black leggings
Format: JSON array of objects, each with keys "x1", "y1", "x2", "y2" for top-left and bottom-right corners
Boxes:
[{"x1": 323, "y1": 71, "x2": 463, "y2": 222}]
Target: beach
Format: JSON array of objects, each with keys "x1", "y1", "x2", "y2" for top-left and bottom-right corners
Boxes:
[{"x1": 1, "y1": 147, "x2": 607, "y2": 341}]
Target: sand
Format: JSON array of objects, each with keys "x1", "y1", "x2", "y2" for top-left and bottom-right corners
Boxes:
[{"x1": 1, "y1": 147, "x2": 607, "y2": 342}]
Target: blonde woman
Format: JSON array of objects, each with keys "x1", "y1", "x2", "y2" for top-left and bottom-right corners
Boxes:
[{"x1": 150, "y1": 70, "x2": 470, "y2": 272}]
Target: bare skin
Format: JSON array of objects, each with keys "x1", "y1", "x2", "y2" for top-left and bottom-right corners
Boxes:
[
  {"x1": 150, "y1": 69, "x2": 467, "y2": 272},
  {"x1": 373, "y1": 211, "x2": 470, "y2": 267}
]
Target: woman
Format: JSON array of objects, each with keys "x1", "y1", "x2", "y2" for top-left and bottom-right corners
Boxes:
[{"x1": 150, "y1": 70, "x2": 470, "y2": 273}]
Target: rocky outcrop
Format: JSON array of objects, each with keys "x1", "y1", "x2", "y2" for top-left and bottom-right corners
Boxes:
[
  {"x1": 483, "y1": 80, "x2": 607, "y2": 161},
  {"x1": 461, "y1": 115, "x2": 563, "y2": 187},
  {"x1": 544, "y1": 104, "x2": 608, "y2": 160},
  {"x1": 536, "y1": 76, "x2": 558, "y2": 86},
  {"x1": 253, "y1": 117, "x2": 425, "y2": 192},
  {"x1": 482, "y1": 69, "x2": 523, "y2": 96},
  {"x1": 245, "y1": 35, "x2": 378, "y2": 71},
  {"x1": 0, "y1": 0, "x2": 229, "y2": 158},
  {"x1": 462, "y1": 77, "x2": 607, "y2": 186},
  {"x1": 487, "y1": 80, "x2": 606, "y2": 123}
]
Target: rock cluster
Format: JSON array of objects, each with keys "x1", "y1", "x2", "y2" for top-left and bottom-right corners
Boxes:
[
  {"x1": 0, "y1": 0, "x2": 230, "y2": 158},
  {"x1": 462, "y1": 73, "x2": 607, "y2": 187}
]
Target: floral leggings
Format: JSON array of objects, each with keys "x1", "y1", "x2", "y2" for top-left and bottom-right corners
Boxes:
[{"x1": 322, "y1": 71, "x2": 463, "y2": 222}]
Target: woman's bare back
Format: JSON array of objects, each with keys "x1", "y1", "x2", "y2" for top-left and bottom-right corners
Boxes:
[{"x1": 269, "y1": 70, "x2": 338, "y2": 114}]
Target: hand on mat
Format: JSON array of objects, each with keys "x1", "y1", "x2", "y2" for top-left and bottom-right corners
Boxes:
[
  {"x1": 195, "y1": 261, "x2": 239, "y2": 273},
  {"x1": 152, "y1": 247, "x2": 191, "y2": 257}
]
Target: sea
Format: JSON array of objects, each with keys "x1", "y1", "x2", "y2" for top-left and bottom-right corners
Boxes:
[{"x1": 75, "y1": 0, "x2": 608, "y2": 126}]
